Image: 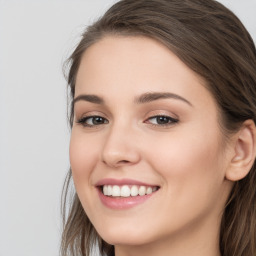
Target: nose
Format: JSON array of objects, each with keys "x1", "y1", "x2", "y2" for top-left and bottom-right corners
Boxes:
[{"x1": 101, "y1": 124, "x2": 141, "y2": 168}]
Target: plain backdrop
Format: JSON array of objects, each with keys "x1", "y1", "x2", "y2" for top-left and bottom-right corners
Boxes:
[{"x1": 0, "y1": 1, "x2": 255, "y2": 256}]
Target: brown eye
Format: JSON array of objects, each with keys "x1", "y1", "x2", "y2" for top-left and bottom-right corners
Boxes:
[
  {"x1": 146, "y1": 115, "x2": 178, "y2": 126},
  {"x1": 77, "y1": 116, "x2": 109, "y2": 127}
]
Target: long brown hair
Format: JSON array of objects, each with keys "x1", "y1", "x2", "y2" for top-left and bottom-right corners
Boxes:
[{"x1": 61, "y1": 0, "x2": 256, "y2": 255}]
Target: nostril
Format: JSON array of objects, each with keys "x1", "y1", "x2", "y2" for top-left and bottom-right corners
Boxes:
[
  {"x1": 101, "y1": 147, "x2": 141, "y2": 167},
  {"x1": 119, "y1": 160, "x2": 129, "y2": 164},
  {"x1": 102, "y1": 159, "x2": 133, "y2": 168}
]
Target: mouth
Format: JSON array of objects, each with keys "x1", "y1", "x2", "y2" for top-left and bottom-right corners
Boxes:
[
  {"x1": 96, "y1": 180, "x2": 160, "y2": 209},
  {"x1": 99, "y1": 184, "x2": 159, "y2": 197}
]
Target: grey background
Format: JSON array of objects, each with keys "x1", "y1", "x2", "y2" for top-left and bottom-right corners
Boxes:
[{"x1": 0, "y1": 1, "x2": 255, "y2": 255}]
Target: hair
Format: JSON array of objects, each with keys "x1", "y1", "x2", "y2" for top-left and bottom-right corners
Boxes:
[{"x1": 61, "y1": 0, "x2": 256, "y2": 255}]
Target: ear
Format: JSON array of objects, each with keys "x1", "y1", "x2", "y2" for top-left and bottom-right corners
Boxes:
[{"x1": 225, "y1": 120, "x2": 256, "y2": 181}]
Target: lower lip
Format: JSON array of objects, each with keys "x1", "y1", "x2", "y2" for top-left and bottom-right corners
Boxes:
[{"x1": 97, "y1": 188, "x2": 155, "y2": 210}]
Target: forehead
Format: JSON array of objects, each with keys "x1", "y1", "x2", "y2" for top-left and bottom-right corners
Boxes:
[{"x1": 75, "y1": 36, "x2": 214, "y2": 108}]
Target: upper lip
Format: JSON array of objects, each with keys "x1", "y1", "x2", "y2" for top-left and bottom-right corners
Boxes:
[{"x1": 95, "y1": 178, "x2": 159, "y2": 187}]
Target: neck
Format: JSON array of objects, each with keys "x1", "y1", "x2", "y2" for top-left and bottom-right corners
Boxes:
[{"x1": 114, "y1": 215, "x2": 221, "y2": 256}]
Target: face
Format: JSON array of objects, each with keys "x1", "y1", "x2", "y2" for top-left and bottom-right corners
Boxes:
[{"x1": 70, "y1": 36, "x2": 232, "y2": 247}]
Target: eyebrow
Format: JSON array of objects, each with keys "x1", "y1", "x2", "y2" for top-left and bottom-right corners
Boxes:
[
  {"x1": 134, "y1": 92, "x2": 193, "y2": 106},
  {"x1": 73, "y1": 94, "x2": 104, "y2": 105},
  {"x1": 73, "y1": 92, "x2": 192, "y2": 107}
]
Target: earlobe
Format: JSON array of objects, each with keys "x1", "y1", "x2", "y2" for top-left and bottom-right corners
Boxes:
[{"x1": 225, "y1": 120, "x2": 256, "y2": 181}]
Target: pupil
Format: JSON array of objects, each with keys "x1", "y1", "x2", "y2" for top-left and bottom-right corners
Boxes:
[
  {"x1": 93, "y1": 117, "x2": 104, "y2": 124},
  {"x1": 157, "y1": 116, "x2": 169, "y2": 124}
]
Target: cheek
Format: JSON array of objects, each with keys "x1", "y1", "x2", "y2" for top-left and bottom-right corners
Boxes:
[
  {"x1": 145, "y1": 125, "x2": 226, "y2": 206},
  {"x1": 69, "y1": 131, "x2": 103, "y2": 219},
  {"x1": 139, "y1": 129, "x2": 229, "y2": 236},
  {"x1": 162, "y1": 137, "x2": 221, "y2": 176},
  {"x1": 147, "y1": 127, "x2": 223, "y2": 173},
  {"x1": 69, "y1": 130, "x2": 99, "y2": 186}
]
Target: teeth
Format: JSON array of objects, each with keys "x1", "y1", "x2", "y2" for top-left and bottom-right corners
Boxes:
[
  {"x1": 146, "y1": 187, "x2": 153, "y2": 195},
  {"x1": 107, "y1": 185, "x2": 112, "y2": 196},
  {"x1": 102, "y1": 185, "x2": 158, "y2": 197},
  {"x1": 131, "y1": 185, "x2": 139, "y2": 196},
  {"x1": 138, "y1": 186, "x2": 146, "y2": 196},
  {"x1": 120, "y1": 185, "x2": 130, "y2": 197},
  {"x1": 103, "y1": 185, "x2": 108, "y2": 195},
  {"x1": 112, "y1": 185, "x2": 120, "y2": 197}
]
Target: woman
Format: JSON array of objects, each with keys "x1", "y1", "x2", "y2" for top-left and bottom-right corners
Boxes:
[{"x1": 61, "y1": 0, "x2": 256, "y2": 255}]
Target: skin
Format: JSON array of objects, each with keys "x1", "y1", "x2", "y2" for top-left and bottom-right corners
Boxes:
[{"x1": 70, "y1": 36, "x2": 237, "y2": 256}]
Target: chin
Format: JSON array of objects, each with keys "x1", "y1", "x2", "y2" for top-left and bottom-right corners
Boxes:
[
  {"x1": 102, "y1": 236, "x2": 151, "y2": 247},
  {"x1": 96, "y1": 225, "x2": 154, "y2": 246}
]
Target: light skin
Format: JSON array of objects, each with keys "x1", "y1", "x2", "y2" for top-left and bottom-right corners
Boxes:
[{"x1": 69, "y1": 36, "x2": 256, "y2": 256}]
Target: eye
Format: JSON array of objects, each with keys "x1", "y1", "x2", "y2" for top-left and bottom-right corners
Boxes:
[
  {"x1": 77, "y1": 116, "x2": 109, "y2": 127},
  {"x1": 145, "y1": 115, "x2": 178, "y2": 127}
]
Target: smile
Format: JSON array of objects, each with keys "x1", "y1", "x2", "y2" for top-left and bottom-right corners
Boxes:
[
  {"x1": 102, "y1": 185, "x2": 158, "y2": 197},
  {"x1": 96, "y1": 179, "x2": 160, "y2": 209}
]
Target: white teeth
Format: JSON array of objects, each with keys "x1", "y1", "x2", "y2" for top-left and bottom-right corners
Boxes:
[
  {"x1": 103, "y1": 185, "x2": 108, "y2": 195},
  {"x1": 138, "y1": 186, "x2": 146, "y2": 196},
  {"x1": 112, "y1": 185, "x2": 121, "y2": 197},
  {"x1": 120, "y1": 185, "x2": 130, "y2": 197},
  {"x1": 130, "y1": 185, "x2": 139, "y2": 196},
  {"x1": 146, "y1": 187, "x2": 153, "y2": 195},
  {"x1": 102, "y1": 185, "x2": 158, "y2": 197},
  {"x1": 107, "y1": 185, "x2": 112, "y2": 196}
]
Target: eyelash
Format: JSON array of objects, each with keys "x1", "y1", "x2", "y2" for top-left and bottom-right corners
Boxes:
[
  {"x1": 76, "y1": 115, "x2": 179, "y2": 128},
  {"x1": 76, "y1": 116, "x2": 109, "y2": 127},
  {"x1": 145, "y1": 115, "x2": 179, "y2": 127}
]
